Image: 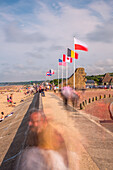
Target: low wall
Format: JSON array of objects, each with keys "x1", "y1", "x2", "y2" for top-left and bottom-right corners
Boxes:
[{"x1": 0, "y1": 92, "x2": 42, "y2": 170}]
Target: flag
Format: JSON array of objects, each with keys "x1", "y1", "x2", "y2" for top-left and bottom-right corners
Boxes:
[
  {"x1": 67, "y1": 48, "x2": 78, "y2": 59},
  {"x1": 63, "y1": 54, "x2": 73, "y2": 63},
  {"x1": 46, "y1": 72, "x2": 52, "y2": 76},
  {"x1": 49, "y1": 69, "x2": 54, "y2": 74},
  {"x1": 58, "y1": 59, "x2": 66, "y2": 66},
  {"x1": 74, "y1": 38, "x2": 88, "y2": 51}
]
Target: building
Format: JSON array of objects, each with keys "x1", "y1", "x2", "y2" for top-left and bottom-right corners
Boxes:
[
  {"x1": 85, "y1": 80, "x2": 95, "y2": 88},
  {"x1": 102, "y1": 73, "x2": 113, "y2": 85}
]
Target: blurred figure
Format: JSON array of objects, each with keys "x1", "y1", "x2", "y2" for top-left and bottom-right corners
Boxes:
[
  {"x1": 53, "y1": 86, "x2": 56, "y2": 93},
  {"x1": 9, "y1": 93, "x2": 13, "y2": 105},
  {"x1": 15, "y1": 111, "x2": 68, "y2": 170},
  {"x1": 0, "y1": 112, "x2": 5, "y2": 121},
  {"x1": 61, "y1": 85, "x2": 72, "y2": 107},
  {"x1": 7, "y1": 94, "x2": 10, "y2": 104},
  {"x1": 71, "y1": 89, "x2": 80, "y2": 108},
  {"x1": 39, "y1": 86, "x2": 42, "y2": 93}
]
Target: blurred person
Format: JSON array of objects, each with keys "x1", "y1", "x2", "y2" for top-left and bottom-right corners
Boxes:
[
  {"x1": 0, "y1": 112, "x2": 5, "y2": 121},
  {"x1": 71, "y1": 89, "x2": 80, "y2": 108},
  {"x1": 61, "y1": 85, "x2": 72, "y2": 106},
  {"x1": 39, "y1": 86, "x2": 42, "y2": 93},
  {"x1": 15, "y1": 111, "x2": 68, "y2": 170},
  {"x1": 54, "y1": 86, "x2": 56, "y2": 93},
  {"x1": 9, "y1": 93, "x2": 13, "y2": 105},
  {"x1": 7, "y1": 94, "x2": 10, "y2": 104}
]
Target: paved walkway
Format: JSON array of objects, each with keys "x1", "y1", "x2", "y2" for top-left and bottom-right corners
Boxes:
[
  {"x1": 42, "y1": 92, "x2": 113, "y2": 170},
  {"x1": 0, "y1": 92, "x2": 113, "y2": 170}
]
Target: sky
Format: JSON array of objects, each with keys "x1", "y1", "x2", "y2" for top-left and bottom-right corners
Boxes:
[{"x1": 0, "y1": 0, "x2": 113, "y2": 82}]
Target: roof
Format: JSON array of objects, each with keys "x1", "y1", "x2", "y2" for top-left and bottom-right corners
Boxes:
[
  {"x1": 110, "y1": 78, "x2": 113, "y2": 83},
  {"x1": 102, "y1": 73, "x2": 112, "y2": 83},
  {"x1": 86, "y1": 80, "x2": 95, "y2": 84}
]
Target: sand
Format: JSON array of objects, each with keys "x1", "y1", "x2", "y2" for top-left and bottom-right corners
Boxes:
[{"x1": 0, "y1": 85, "x2": 31, "y2": 119}]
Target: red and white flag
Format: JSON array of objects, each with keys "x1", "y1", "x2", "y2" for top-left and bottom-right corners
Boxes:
[
  {"x1": 63, "y1": 54, "x2": 72, "y2": 63},
  {"x1": 74, "y1": 38, "x2": 88, "y2": 51}
]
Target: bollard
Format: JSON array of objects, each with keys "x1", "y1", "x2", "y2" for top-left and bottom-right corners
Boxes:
[
  {"x1": 85, "y1": 100, "x2": 87, "y2": 105},
  {"x1": 89, "y1": 98, "x2": 91, "y2": 103},
  {"x1": 92, "y1": 97, "x2": 95, "y2": 102},
  {"x1": 83, "y1": 101, "x2": 85, "y2": 107},
  {"x1": 109, "y1": 94, "x2": 111, "y2": 98},
  {"x1": 100, "y1": 95, "x2": 102, "y2": 99},
  {"x1": 80, "y1": 103, "x2": 83, "y2": 109},
  {"x1": 95, "y1": 96, "x2": 98, "y2": 101}
]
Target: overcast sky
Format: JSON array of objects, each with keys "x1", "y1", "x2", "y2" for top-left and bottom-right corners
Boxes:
[{"x1": 0, "y1": 0, "x2": 113, "y2": 82}]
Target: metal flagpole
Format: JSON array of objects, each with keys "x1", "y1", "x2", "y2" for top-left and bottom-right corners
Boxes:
[
  {"x1": 74, "y1": 57, "x2": 75, "y2": 89},
  {"x1": 67, "y1": 63, "x2": 68, "y2": 86},
  {"x1": 62, "y1": 62, "x2": 63, "y2": 89},
  {"x1": 66, "y1": 61, "x2": 67, "y2": 86},
  {"x1": 58, "y1": 62, "x2": 59, "y2": 92},
  {"x1": 74, "y1": 36, "x2": 75, "y2": 89}
]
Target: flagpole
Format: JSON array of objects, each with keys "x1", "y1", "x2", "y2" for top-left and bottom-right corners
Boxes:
[
  {"x1": 46, "y1": 76, "x2": 47, "y2": 85},
  {"x1": 67, "y1": 63, "x2": 68, "y2": 86},
  {"x1": 74, "y1": 36, "x2": 75, "y2": 89},
  {"x1": 58, "y1": 62, "x2": 59, "y2": 92},
  {"x1": 66, "y1": 61, "x2": 67, "y2": 86},
  {"x1": 62, "y1": 63, "x2": 63, "y2": 89}
]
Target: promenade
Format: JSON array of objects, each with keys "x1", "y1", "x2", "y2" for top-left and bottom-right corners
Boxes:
[
  {"x1": 0, "y1": 91, "x2": 113, "y2": 170},
  {"x1": 42, "y1": 92, "x2": 113, "y2": 170}
]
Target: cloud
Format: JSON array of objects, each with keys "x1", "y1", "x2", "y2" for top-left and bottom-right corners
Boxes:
[
  {"x1": 96, "y1": 58, "x2": 113, "y2": 67},
  {"x1": 0, "y1": 63, "x2": 45, "y2": 82},
  {"x1": 86, "y1": 58, "x2": 113, "y2": 75},
  {"x1": 0, "y1": 0, "x2": 113, "y2": 82},
  {"x1": 86, "y1": 1, "x2": 113, "y2": 43},
  {"x1": 88, "y1": 0, "x2": 113, "y2": 21},
  {"x1": 4, "y1": 23, "x2": 47, "y2": 43},
  {"x1": 26, "y1": 52, "x2": 45, "y2": 59},
  {"x1": 87, "y1": 19, "x2": 113, "y2": 43}
]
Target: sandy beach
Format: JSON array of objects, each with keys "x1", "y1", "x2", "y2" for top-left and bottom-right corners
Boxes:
[{"x1": 0, "y1": 85, "x2": 32, "y2": 119}]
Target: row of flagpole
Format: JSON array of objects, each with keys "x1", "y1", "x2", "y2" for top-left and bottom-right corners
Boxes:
[
  {"x1": 46, "y1": 37, "x2": 88, "y2": 90},
  {"x1": 58, "y1": 37, "x2": 88, "y2": 90}
]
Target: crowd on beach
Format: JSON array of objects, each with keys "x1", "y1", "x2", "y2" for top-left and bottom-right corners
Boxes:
[
  {"x1": 0, "y1": 85, "x2": 36, "y2": 121},
  {"x1": 0, "y1": 83, "x2": 58, "y2": 121}
]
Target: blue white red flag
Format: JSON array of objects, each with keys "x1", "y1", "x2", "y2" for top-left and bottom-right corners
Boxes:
[
  {"x1": 49, "y1": 69, "x2": 55, "y2": 74},
  {"x1": 46, "y1": 72, "x2": 52, "y2": 76}
]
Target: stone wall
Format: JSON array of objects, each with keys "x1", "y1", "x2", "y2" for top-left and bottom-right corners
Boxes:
[{"x1": 59, "y1": 67, "x2": 86, "y2": 89}]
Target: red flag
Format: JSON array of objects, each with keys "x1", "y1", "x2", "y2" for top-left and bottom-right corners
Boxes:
[
  {"x1": 74, "y1": 38, "x2": 88, "y2": 51},
  {"x1": 63, "y1": 54, "x2": 73, "y2": 63}
]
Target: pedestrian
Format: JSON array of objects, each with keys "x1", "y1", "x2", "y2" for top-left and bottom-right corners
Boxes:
[
  {"x1": 7, "y1": 94, "x2": 10, "y2": 104},
  {"x1": 9, "y1": 94, "x2": 13, "y2": 105},
  {"x1": 71, "y1": 89, "x2": 80, "y2": 107},
  {"x1": 61, "y1": 85, "x2": 72, "y2": 107},
  {"x1": 39, "y1": 86, "x2": 42, "y2": 93},
  {"x1": 15, "y1": 111, "x2": 68, "y2": 170},
  {"x1": 54, "y1": 86, "x2": 56, "y2": 93}
]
